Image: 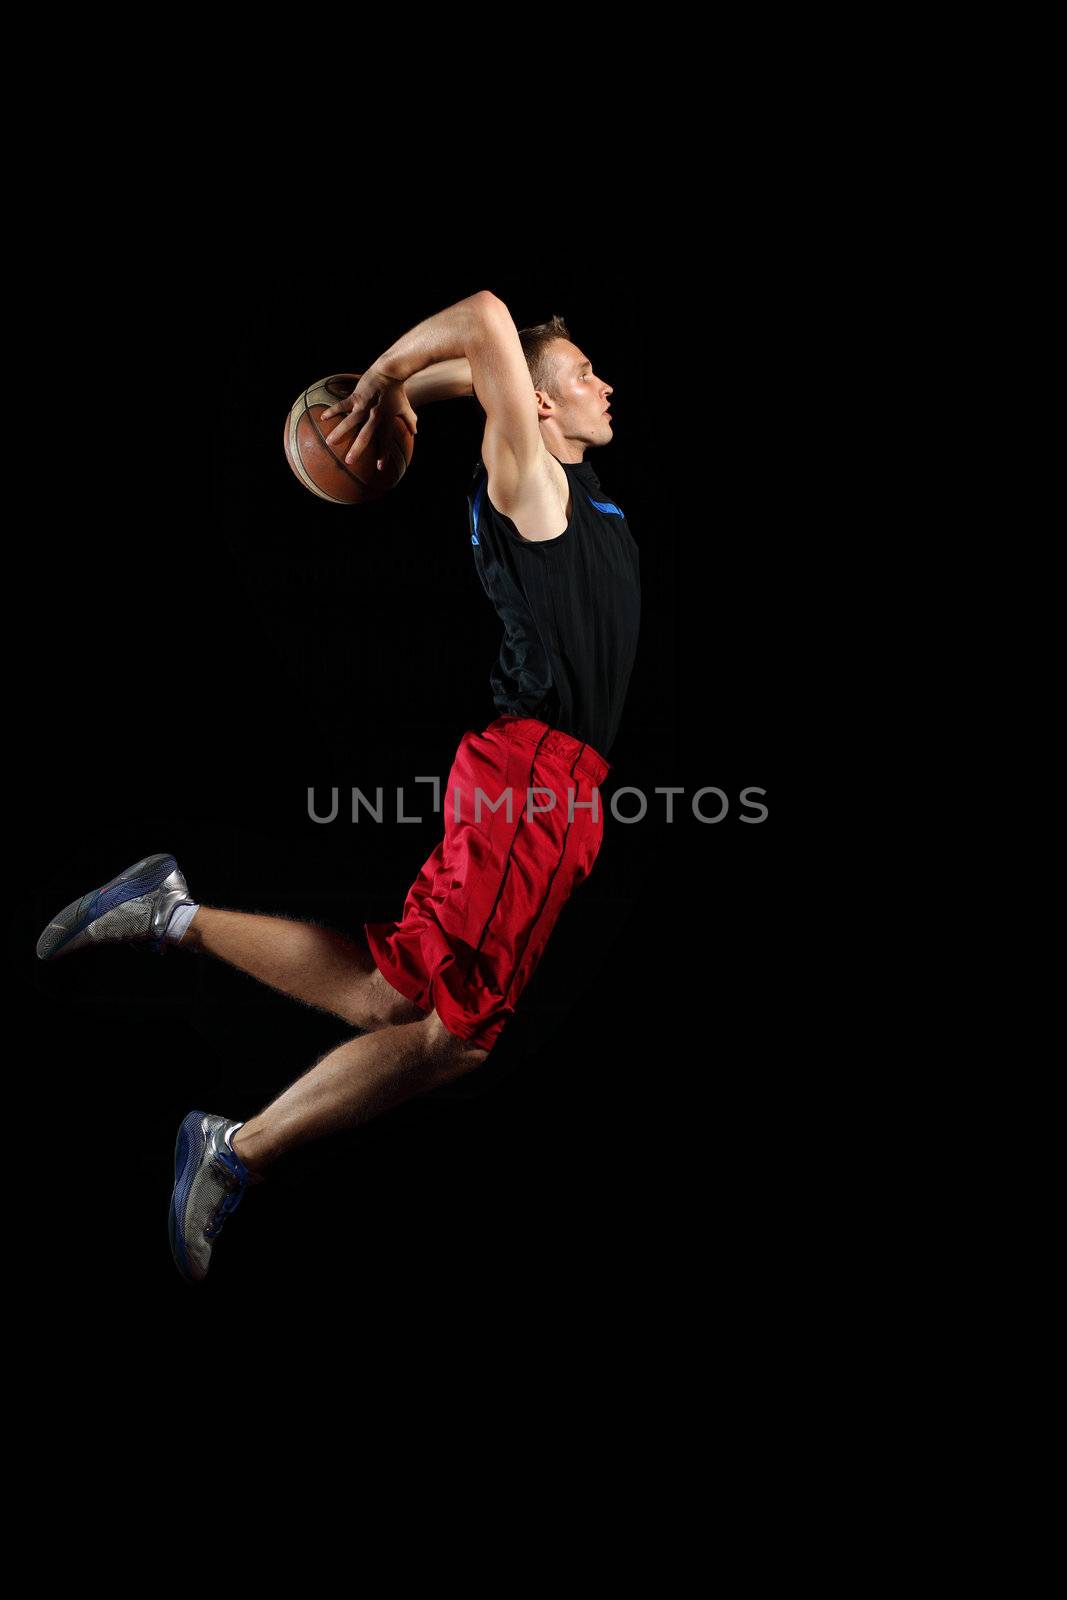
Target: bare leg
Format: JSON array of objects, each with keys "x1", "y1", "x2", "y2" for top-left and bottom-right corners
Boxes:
[
  {"x1": 177, "y1": 907, "x2": 424, "y2": 1030},
  {"x1": 231, "y1": 1011, "x2": 488, "y2": 1175}
]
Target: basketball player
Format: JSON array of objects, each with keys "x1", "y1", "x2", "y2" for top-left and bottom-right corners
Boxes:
[{"x1": 35, "y1": 290, "x2": 641, "y2": 1283}]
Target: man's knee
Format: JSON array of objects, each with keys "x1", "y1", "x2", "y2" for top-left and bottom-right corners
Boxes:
[
  {"x1": 362, "y1": 963, "x2": 428, "y2": 1030},
  {"x1": 420, "y1": 1009, "x2": 490, "y2": 1072}
]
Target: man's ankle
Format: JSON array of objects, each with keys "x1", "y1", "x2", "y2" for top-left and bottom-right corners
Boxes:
[
  {"x1": 231, "y1": 1126, "x2": 268, "y2": 1185},
  {"x1": 172, "y1": 906, "x2": 203, "y2": 949}
]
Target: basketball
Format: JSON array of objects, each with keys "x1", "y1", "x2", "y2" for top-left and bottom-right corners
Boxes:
[{"x1": 283, "y1": 372, "x2": 415, "y2": 505}]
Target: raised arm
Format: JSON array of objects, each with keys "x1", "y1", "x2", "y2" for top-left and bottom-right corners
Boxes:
[
  {"x1": 323, "y1": 290, "x2": 491, "y2": 464},
  {"x1": 322, "y1": 292, "x2": 545, "y2": 500},
  {"x1": 465, "y1": 294, "x2": 547, "y2": 509}
]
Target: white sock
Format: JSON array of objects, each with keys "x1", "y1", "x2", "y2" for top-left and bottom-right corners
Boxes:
[{"x1": 164, "y1": 902, "x2": 200, "y2": 943}]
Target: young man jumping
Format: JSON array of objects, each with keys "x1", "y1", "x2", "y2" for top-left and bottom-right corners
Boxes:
[{"x1": 36, "y1": 289, "x2": 641, "y2": 1283}]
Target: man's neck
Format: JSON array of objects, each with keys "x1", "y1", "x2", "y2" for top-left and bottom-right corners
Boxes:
[{"x1": 542, "y1": 430, "x2": 586, "y2": 465}]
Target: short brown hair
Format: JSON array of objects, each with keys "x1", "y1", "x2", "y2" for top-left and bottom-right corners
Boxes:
[{"x1": 517, "y1": 314, "x2": 572, "y2": 400}]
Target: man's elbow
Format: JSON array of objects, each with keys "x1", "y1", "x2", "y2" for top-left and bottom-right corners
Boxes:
[
  {"x1": 473, "y1": 289, "x2": 510, "y2": 323},
  {"x1": 465, "y1": 291, "x2": 513, "y2": 357}
]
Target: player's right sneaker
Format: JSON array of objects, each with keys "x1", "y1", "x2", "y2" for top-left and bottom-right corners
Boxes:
[{"x1": 36, "y1": 853, "x2": 194, "y2": 960}]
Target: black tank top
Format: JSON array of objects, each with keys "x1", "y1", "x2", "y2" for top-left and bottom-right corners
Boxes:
[{"x1": 466, "y1": 452, "x2": 641, "y2": 760}]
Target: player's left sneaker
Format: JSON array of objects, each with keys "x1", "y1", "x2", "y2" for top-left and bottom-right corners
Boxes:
[
  {"x1": 169, "y1": 1111, "x2": 254, "y2": 1284},
  {"x1": 36, "y1": 853, "x2": 194, "y2": 960}
]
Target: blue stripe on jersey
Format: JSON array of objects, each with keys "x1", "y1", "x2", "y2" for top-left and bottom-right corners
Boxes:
[
  {"x1": 587, "y1": 496, "x2": 624, "y2": 516},
  {"x1": 471, "y1": 476, "x2": 487, "y2": 544}
]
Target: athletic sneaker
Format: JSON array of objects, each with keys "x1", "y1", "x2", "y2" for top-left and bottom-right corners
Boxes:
[
  {"x1": 36, "y1": 853, "x2": 194, "y2": 960},
  {"x1": 169, "y1": 1111, "x2": 253, "y2": 1284}
]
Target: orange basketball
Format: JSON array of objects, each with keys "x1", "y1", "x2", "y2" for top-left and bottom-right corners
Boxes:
[{"x1": 283, "y1": 372, "x2": 414, "y2": 505}]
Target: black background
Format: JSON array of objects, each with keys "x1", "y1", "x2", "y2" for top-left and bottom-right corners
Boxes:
[{"x1": 24, "y1": 253, "x2": 814, "y2": 1366}]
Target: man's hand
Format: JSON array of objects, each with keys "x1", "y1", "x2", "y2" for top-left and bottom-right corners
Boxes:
[{"x1": 321, "y1": 367, "x2": 419, "y2": 470}]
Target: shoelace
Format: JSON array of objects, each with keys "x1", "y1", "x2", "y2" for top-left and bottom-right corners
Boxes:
[{"x1": 204, "y1": 1147, "x2": 250, "y2": 1240}]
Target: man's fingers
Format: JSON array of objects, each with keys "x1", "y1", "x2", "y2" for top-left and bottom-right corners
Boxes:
[
  {"x1": 324, "y1": 408, "x2": 365, "y2": 447},
  {"x1": 344, "y1": 414, "x2": 381, "y2": 466},
  {"x1": 326, "y1": 395, "x2": 415, "y2": 463}
]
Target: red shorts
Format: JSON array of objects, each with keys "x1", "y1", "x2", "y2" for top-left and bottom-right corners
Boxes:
[{"x1": 363, "y1": 715, "x2": 612, "y2": 1053}]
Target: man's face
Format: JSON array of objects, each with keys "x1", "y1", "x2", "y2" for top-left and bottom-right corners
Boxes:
[{"x1": 541, "y1": 339, "x2": 614, "y2": 445}]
